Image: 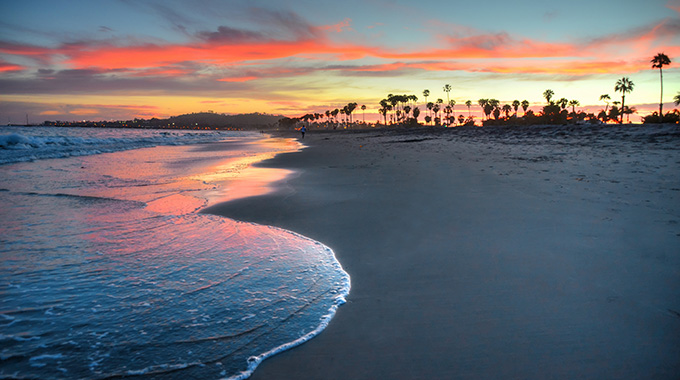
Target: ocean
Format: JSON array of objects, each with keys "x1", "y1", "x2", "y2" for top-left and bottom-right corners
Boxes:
[{"x1": 0, "y1": 126, "x2": 350, "y2": 379}]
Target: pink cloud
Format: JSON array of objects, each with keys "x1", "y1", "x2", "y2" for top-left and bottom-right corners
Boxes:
[
  {"x1": 0, "y1": 60, "x2": 24, "y2": 72},
  {"x1": 0, "y1": 14, "x2": 677, "y2": 85},
  {"x1": 667, "y1": 2, "x2": 680, "y2": 13},
  {"x1": 218, "y1": 76, "x2": 258, "y2": 82},
  {"x1": 317, "y1": 18, "x2": 353, "y2": 33}
]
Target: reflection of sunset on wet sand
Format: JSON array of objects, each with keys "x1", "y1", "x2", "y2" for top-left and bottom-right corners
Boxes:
[
  {"x1": 39, "y1": 136, "x2": 301, "y2": 216},
  {"x1": 190, "y1": 138, "x2": 299, "y2": 205},
  {"x1": 0, "y1": 129, "x2": 349, "y2": 380}
]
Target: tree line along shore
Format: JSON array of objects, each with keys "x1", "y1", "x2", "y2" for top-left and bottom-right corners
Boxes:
[
  {"x1": 283, "y1": 53, "x2": 677, "y2": 129},
  {"x1": 14, "y1": 53, "x2": 676, "y2": 131}
]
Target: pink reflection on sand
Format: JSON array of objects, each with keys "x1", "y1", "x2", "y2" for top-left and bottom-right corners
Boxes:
[
  {"x1": 192, "y1": 154, "x2": 295, "y2": 205},
  {"x1": 94, "y1": 136, "x2": 301, "y2": 215},
  {"x1": 3, "y1": 135, "x2": 301, "y2": 217}
]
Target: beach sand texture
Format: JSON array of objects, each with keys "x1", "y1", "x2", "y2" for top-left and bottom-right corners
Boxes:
[{"x1": 204, "y1": 125, "x2": 680, "y2": 379}]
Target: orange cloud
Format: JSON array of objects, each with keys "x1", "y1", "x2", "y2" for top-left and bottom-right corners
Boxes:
[
  {"x1": 1, "y1": 15, "x2": 677, "y2": 86},
  {"x1": 218, "y1": 76, "x2": 258, "y2": 82},
  {"x1": 61, "y1": 39, "x2": 373, "y2": 70},
  {"x1": 479, "y1": 60, "x2": 653, "y2": 76},
  {"x1": 71, "y1": 108, "x2": 100, "y2": 115},
  {"x1": 39, "y1": 110, "x2": 61, "y2": 115}
]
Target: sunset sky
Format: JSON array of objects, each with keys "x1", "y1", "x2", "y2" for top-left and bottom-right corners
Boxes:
[{"x1": 1, "y1": 0, "x2": 679, "y2": 123}]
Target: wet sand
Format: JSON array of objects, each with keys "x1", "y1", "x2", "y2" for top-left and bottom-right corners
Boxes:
[{"x1": 202, "y1": 125, "x2": 680, "y2": 379}]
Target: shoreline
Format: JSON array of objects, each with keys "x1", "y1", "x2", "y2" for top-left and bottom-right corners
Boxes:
[
  {"x1": 202, "y1": 125, "x2": 680, "y2": 379},
  {"x1": 0, "y1": 130, "x2": 350, "y2": 380}
]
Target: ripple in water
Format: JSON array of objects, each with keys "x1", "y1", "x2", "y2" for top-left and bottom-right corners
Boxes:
[{"x1": 0, "y1": 130, "x2": 350, "y2": 379}]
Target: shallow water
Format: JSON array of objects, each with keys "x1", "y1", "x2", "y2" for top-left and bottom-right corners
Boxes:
[{"x1": 0, "y1": 127, "x2": 350, "y2": 379}]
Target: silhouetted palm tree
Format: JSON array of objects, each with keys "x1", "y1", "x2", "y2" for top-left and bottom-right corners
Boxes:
[
  {"x1": 543, "y1": 89, "x2": 554, "y2": 104},
  {"x1": 408, "y1": 94, "x2": 418, "y2": 108},
  {"x1": 465, "y1": 100, "x2": 472, "y2": 117},
  {"x1": 432, "y1": 104, "x2": 441, "y2": 125},
  {"x1": 558, "y1": 98, "x2": 569, "y2": 110},
  {"x1": 599, "y1": 94, "x2": 611, "y2": 114},
  {"x1": 674, "y1": 92, "x2": 680, "y2": 106},
  {"x1": 502, "y1": 104, "x2": 512, "y2": 119},
  {"x1": 423, "y1": 89, "x2": 430, "y2": 109},
  {"x1": 346, "y1": 102, "x2": 358, "y2": 123},
  {"x1": 444, "y1": 105, "x2": 452, "y2": 125},
  {"x1": 625, "y1": 106, "x2": 637, "y2": 123},
  {"x1": 512, "y1": 100, "x2": 520, "y2": 117},
  {"x1": 387, "y1": 94, "x2": 399, "y2": 122},
  {"x1": 489, "y1": 99, "x2": 500, "y2": 120},
  {"x1": 521, "y1": 100, "x2": 529, "y2": 115},
  {"x1": 651, "y1": 53, "x2": 671, "y2": 117},
  {"x1": 614, "y1": 77, "x2": 634, "y2": 124},
  {"x1": 478, "y1": 99, "x2": 489, "y2": 120},
  {"x1": 443, "y1": 84, "x2": 451, "y2": 105},
  {"x1": 361, "y1": 104, "x2": 366, "y2": 123},
  {"x1": 568, "y1": 100, "x2": 580, "y2": 114}
]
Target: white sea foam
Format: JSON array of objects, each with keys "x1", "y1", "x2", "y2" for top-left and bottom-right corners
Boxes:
[
  {"x1": 30, "y1": 354, "x2": 64, "y2": 366},
  {"x1": 30, "y1": 354, "x2": 64, "y2": 361},
  {"x1": 0, "y1": 128, "x2": 351, "y2": 380},
  {"x1": 0, "y1": 334, "x2": 41, "y2": 342},
  {"x1": 0, "y1": 126, "x2": 254, "y2": 165},
  {"x1": 225, "y1": 238, "x2": 351, "y2": 380}
]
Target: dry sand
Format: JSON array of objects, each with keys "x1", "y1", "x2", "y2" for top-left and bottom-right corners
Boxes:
[{"x1": 203, "y1": 124, "x2": 680, "y2": 379}]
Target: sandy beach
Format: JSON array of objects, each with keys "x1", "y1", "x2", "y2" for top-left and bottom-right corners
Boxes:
[{"x1": 203, "y1": 125, "x2": 680, "y2": 379}]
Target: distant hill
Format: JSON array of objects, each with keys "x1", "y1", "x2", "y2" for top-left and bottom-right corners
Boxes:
[
  {"x1": 42, "y1": 112, "x2": 288, "y2": 130},
  {"x1": 165, "y1": 112, "x2": 284, "y2": 129}
]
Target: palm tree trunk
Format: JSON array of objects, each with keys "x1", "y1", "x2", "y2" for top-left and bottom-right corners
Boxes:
[
  {"x1": 621, "y1": 95, "x2": 625, "y2": 124},
  {"x1": 659, "y1": 67, "x2": 664, "y2": 118}
]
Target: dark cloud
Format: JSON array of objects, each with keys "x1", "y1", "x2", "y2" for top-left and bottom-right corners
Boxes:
[
  {"x1": 197, "y1": 26, "x2": 265, "y2": 42},
  {"x1": 119, "y1": 0, "x2": 198, "y2": 32},
  {"x1": 247, "y1": 8, "x2": 321, "y2": 40},
  {"x1": 445, "y1": 32, "x2": 513, "y2": 51},
  {"x1": 0, "y1": 70, "x2": 252, "y2": 96},
  {"x1": 195, "y1": 8, "x2": 322, "y2": 44}
]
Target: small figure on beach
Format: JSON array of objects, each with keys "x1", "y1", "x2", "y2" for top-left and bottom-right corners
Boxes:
[{"x1": 300, "y1": 125, "x2": 306, "y2": 139}]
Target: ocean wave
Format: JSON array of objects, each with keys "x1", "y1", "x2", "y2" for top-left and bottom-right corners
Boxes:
[
  {"x1": 0, "y1": 130, "x2": 352, "y2": 379},
  {"x1": 0, "y1": 127, "x2": 254, "y2": 165}
]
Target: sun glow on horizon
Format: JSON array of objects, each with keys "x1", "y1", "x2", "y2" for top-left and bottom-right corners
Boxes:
[{"x1": 1, "y1": 0, "x2": 678, "y2": 122}]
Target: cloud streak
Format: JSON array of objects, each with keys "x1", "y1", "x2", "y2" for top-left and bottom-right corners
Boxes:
[
  {"x1": 1, "y1": 4, "x2": 678, "y2": 121},
  {"x1": 3, "y1": 15, "x2": 676, "y2": 80}
]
